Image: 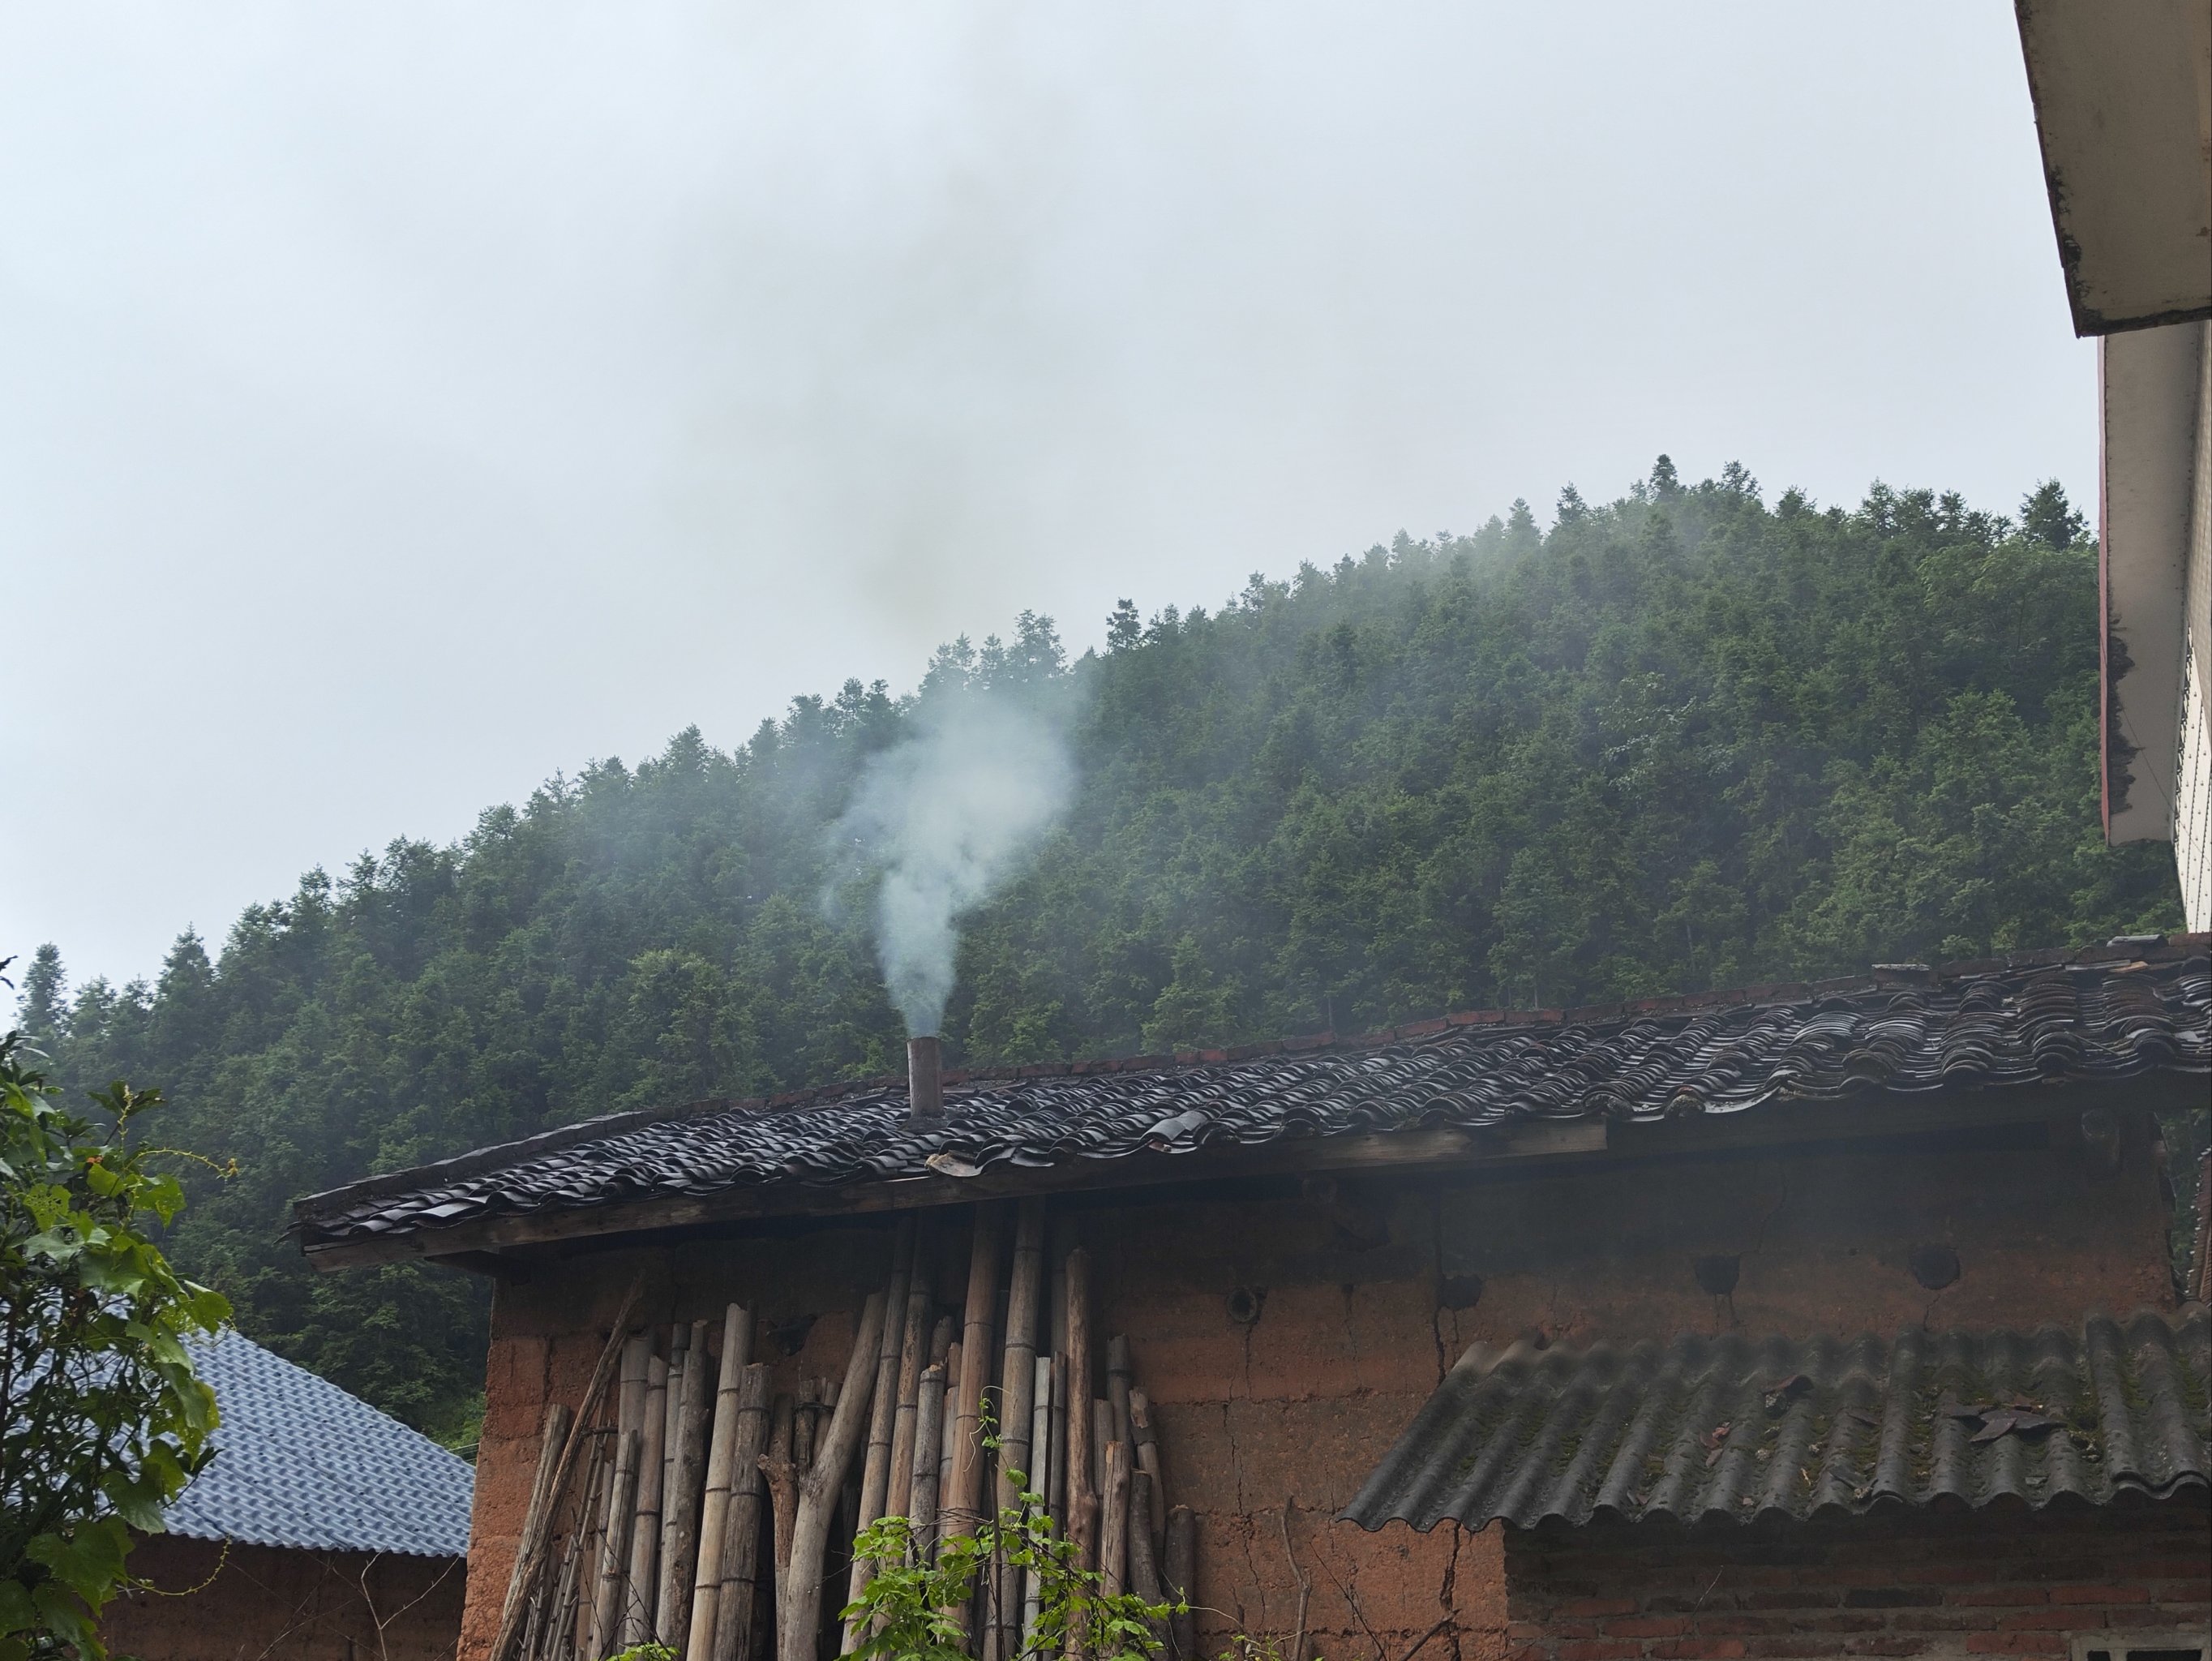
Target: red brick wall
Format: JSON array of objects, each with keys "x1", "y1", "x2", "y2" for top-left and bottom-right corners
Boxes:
[
  {"x1": 456, "y1": 1114, "x2": 2175, "y2": 1661},
  {"x1": 1499, "y1": 1499, "x2": 2211, "y2": 1660},
  {"x1": 105, "y1": 1535, "x2": 465, "y2": 1661}
]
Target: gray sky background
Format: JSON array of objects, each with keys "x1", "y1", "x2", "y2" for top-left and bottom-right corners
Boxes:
[{"x1": 3, "y1": 2, "x2": 2091, "y2": 989}]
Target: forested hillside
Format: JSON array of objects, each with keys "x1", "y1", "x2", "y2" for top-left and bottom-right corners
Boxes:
[{"x1": 15, "y1": 461, "x2": 2185, "y2": 1442}]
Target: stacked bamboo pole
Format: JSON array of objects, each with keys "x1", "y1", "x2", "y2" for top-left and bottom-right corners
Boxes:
[
  {"x1": 709, "y1": 1363, "x2": 773, "y2": 1661},
  {"x1": 685, "y1": 1305, "x2": 755, "y2": 1661},
  {"x1": 623, "y1": 1353, "x2": 670, "y2": 1648},
  {"x1": 842, "y1": 1221, "x2": 916, "y2": 1650},
  {"x1": 489, "y1": 1203, "x2": 1200, "y2": 1661}
]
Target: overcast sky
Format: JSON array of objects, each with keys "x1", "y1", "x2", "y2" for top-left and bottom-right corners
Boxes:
[{"x1": 3, "y1": 2, "x2": 2090, "y2": 989}]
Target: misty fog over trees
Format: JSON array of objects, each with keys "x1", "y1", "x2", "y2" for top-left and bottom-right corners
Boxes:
[{"x1": 14, "y1": 460, "x2": 2181, "y2": 1441}]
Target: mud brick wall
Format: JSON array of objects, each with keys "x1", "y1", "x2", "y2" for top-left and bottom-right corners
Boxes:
[
  {"x1": 1499, "y1": 1497, "x2": 2210, "y2": 1660},
  {"x1": 104, "y1": 1536, "x2": 466, "y2": 1661},
  {"x1": 455, "y1": 1112, "x2": 2173, "y2": 1661}
]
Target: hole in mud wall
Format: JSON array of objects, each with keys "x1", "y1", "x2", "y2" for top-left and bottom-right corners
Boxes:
[
  {"x1": 1909, "y1": 1243, "x2": 1961, "y2": 1290},
  {"x1": 1438, "y1": 1273, "x2": 1484, "y2": 1311},
  {"x1": 1225, "y1": 1286, "x2": 1265, "y2": 1326},
  {"x1": 1692, "y1": 1254, "x2": 1740, "y2": 1296}
]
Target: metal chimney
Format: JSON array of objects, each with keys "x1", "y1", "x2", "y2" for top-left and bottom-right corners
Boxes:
[{"x1": 907, "y1": 1035, "x2": 943, "y2": 1123}]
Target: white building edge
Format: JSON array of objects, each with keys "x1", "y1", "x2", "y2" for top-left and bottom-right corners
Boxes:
[{"x1": 2016, "y1": 0, "x2": 2212, "y2": 928}]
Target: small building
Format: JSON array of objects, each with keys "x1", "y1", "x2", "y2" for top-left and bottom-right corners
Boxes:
[
  {"x1": 103, "y1": 1328, "x2": 475, "y2": 1661},
  {"x1": 290, "y1": 940, "x2": 2209, "y2": 1661},
  {"x1": 2014, "y1": 2, "x2": 2212, "y2": 927}
]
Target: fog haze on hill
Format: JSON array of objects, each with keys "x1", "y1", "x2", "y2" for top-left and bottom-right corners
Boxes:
[{"x1": 1, "y1": 2, "x2": 2091, "y2": 985}]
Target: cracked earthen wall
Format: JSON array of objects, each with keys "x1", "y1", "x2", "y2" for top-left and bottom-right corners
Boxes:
[{"x1": 456, "y1": 1112, "x2": 2174, "y2": 1661}]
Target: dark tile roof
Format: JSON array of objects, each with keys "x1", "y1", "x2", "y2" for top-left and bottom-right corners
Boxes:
[
  {"x1": 294, "y1": 939, "x2": 2209, "y2": 1252},
  {"x1": 167, "y1": 1330, "x2": 474, "y2": 1557},
  {"x1": 1340, "y1": 1308, "x2": 2212, "y2": 1533}
]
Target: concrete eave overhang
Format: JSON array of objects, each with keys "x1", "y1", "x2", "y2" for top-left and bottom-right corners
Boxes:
[
  {"x1": 2099, "y1": 324, "x2": 2206, "y2": 842},
  {"x1": 2015, "y1": 0, "x2": 2212, "y2": 337}
]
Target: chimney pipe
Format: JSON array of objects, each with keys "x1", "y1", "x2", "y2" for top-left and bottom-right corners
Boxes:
[{"x1": 907, "y1": 1035, "x2": 943, "y2": 1123}]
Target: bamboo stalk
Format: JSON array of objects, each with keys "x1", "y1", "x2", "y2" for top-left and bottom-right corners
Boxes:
[
  {"x1": 935, "y1": 1341, "x2": 960, "y2": 1525},
  {"x1": 907, "y1": 1362, "x2": 946, "y2": 1560},
  {"x1": 685, "y1": 1305, "x2": 756, "y2": 1661},
  {"x1": 764, "y1": 1394, "x2": 797, "y2": 1575},
  {"x1": 773, "y1": 1294, "x2": 887, "y2": 1661},
  {"x1": 1020, "y1": 1354, "x2": 1052, "y2": 1646},
  {"x1": 588, "y1": 1338, "x2": 652, "y2": 1653},
  {"x1": 572, "y1": 1428, "x2": 617, "y2": 1659},
  {"x1": 1100, "y1": 1441, "x2": 1130, "y2": 1602},
  {"x1": 842, "y1": 1221, "x2": 915, "y2": 1650},
  {"x1": 656, "y1": 1328, "x2": 690, "y2": 1636},
  {"x1": 1047, "y1": 1356, "x2": 1068, "y2": 1527},
  {"x1": 624, "y1": 1354, "x2": 670, "y2": 1649},
  {"x1": 1128, "y1": 1388, "x2": 1165, "y2": 1555},
  {"x1": 1063, "y1": 1249, "x2": 1098, "y2": 1582},
  {"x1": 944, "y1": 1204, "x2": 1006, "y2": 1552},
  {"x1": 883, "y1": 1220, "x2": 934, "y2": 1522},
  {"x1": 504, "y1": 1402, "x2": 575, "y2": 1636},
  {"x1": 710, "y1": 1363, "x2": 774, "y2": 1661},
  {"x1": 1163, "y1": 1507, "x2": 1197, "y2": 1661},
  {"x1": 658, "y1": 1318, "x2": 715, "y2": 1653},
  {"x1": 592, "y1": 1429, "x2": 644, "y2": 1659},
  {"x1": 992, "y1": 1200, "x2": 1045, "y2": 1661}
]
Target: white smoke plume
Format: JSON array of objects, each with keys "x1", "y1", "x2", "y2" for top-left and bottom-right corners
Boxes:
[{"x1": 831, "y1": 693, "x2": 1075, "y2": 1036}]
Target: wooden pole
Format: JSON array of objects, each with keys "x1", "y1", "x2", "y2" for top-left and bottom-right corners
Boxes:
[
  {"x1": 573, "y1": 1429, "x2": 617, "y2": 1659},
  {"x1": 842, "y1": 1222, "x2": 915, "y2": 1650},
  {"x1": 502, "y1": 1402, "x2": 574, "y2": 1636},
  {"x1": 1063, "y1": 1249, "x2": 1098, "y2": 1578},
  {"x1": 1163, "y1": 1507, "x2": 1197, "y2": 1661},
  {"x1": 592, "y1": 1428, "x2": 644, "y2": 1659},
  {"x1": 1047, "y1": 1355, "x2": 1068, "y2": 1526},
  {"x1": 658, "y1": 1318, "x2": 714, "y2": 1653},
  {"x1": 992, "y1": 1199, "x2": 1045, "y2": 1661},
  {"x1": 685, "y1": 1305, "x2": 755, "y2": 1661},
  {"x1": 773, "y1": 1294, "x2": 887, "y2": 1661},
  {"x1": 791, "y1": 1379, "x2": 821, "y2": 1474},
  {"x1": 709, "y1": 1363, "x2": 774, "y2": 1661},
  {"x1": 1125, "y1": 1472, "x2": 1168, "y2": 1655},
  {"x1": 1100, "y1": 1441, "x2": 1130, "y2": 1602},
  {"x1": 556, "y1": 1431, "x2": 614, "y2": 1661},
  {"x1": 588, "y1": 1337, "x2": 651, "y2": 1654},
  {"x1": 1126, "y1": 1470, "x2": 1164, "y2": 1603},
  {"x1": 1105, "y1": 1335, "x2": 1134, "y2": 1453},
  {"x1": 763, "y1": 1394, "x2": 797, "y2": 1577},
  {"x1": 623, "y1": 1353, "x2": 670, "y2": 1649},
  {"x1": 491, "y1": 1276, "x2": 642, "y2": 1661},
  {"x1": 906, "y1": 1362, "x2": 946, "y2": 1561},
  {"x1": 944, "y1": 1204, "x2": 1005, "y2": 1552},
  {"x1": 1128, "y1": 1388, "x2": 1166, "y2": 1556},
  {"x1": 883, "y1": 1219, "x2": 934, "y2": 1522}
]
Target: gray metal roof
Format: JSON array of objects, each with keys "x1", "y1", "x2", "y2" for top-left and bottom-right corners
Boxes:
[
  {"x1": 1341, "y1": 1309, "x2": 2212, "y2": 1534},
  {"x1": 293, "y1": 941, "x2": 2209, "y2": 1254},
  {"x1": 166, "y1": 1329, "x2": 474, "y2": 1557}
]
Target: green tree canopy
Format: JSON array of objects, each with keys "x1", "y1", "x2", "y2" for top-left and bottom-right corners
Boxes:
[{"x1": 24, "y1": 467, "x2": 2182, "y2": 1438}]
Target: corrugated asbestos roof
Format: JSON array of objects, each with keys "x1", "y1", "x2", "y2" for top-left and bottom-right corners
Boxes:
[
  {"x1": 167, "y1": 1330, "x2": 474, "y2": 1557},
  {"x1": 294, "y1": 940, "x2": 2209, "y2": 1252},
  {"x1": 1340, "y1": 1309, "x2": 2212, "y2": 1532}
]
